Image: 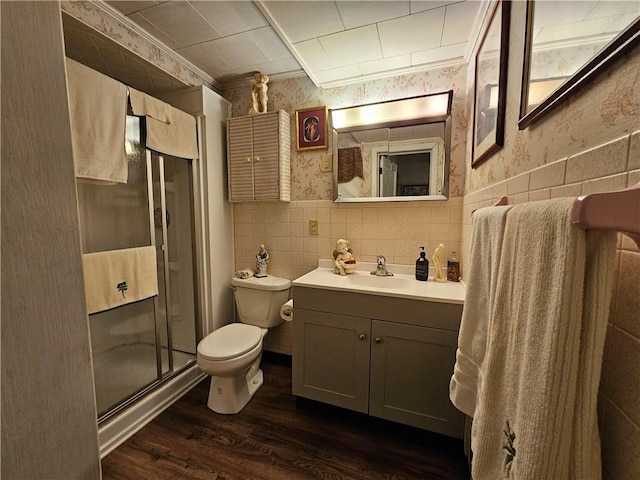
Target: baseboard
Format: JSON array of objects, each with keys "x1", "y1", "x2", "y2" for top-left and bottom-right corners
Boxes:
[{"x1": 98, "y1": 365, "x2": 207, "y2": 458}]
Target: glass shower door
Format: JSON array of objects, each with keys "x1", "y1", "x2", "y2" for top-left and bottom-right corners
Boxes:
[{"x1": 77, "y1": 116, "x2": 198, "y2": 419}]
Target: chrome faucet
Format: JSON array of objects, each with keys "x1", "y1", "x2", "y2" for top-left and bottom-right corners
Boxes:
[{"x1": 371, "y1": 255, "x2": 393, "y2": 276}]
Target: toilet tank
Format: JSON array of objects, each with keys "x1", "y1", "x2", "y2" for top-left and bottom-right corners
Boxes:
[{"x1": 231, "y1": 275, "x2": 291, "y2": 328}]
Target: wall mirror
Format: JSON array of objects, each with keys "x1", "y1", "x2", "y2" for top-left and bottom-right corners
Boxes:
[
  {"x1": 330, "y1": 92, "x2": 452, "y2": 203},
  {"x1": 519, "y1": 1, "x2": 640, "y2": 129},
  {"x1": 472, "y1": 0, "x2": 510, "y2": 168}
]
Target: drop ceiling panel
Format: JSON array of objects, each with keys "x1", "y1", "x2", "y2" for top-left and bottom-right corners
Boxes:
[
  {"x1": 315, "y1": 64, "x2": 362, "y2": 84},
  {"x1": 207, "y1": 32, "x2": 272, "y2": 68},
  {"x1": 248, "y1": 26, "x2": 294, "y2": 61},
  {"x1": 134, "y1": 1, "x2": 222, "y2": 47},
  {"x1": 127, "y1": 12, "x2": 182, "y2": 50},
  {"x1": 318, "y1": 25, "x2": 383, "y2": 69},
  {"x1": 410, "y1": 1, "x2": 459, "y2": 15},
  {"x1": 191, "y1": 1, "x2": 269, "y2": 37},
  {"x1": 176, "y1": 42, "x2": 235, "y2": 73},
  {"x1": 336, "y1": 1, "x2": 410, "y2": 30},
  {"x1": 263, "y1": 1, "x2": 345, "y2": 43},
  {"x1": 442, "y1": 1, "x2": 481, "y2": 46},
  {"x1": 378, "y1": 8, "x2": 446, "y2": 57},
  {"x1": 359, "y1": 54, "x2": 412, "y2": 75}
]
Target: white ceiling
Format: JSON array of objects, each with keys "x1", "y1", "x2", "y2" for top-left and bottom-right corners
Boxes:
[{"x1": 95, "y1": 0, "x2": 484, "y2": 90}]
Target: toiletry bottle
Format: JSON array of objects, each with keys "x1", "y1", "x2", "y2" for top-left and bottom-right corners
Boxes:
[
  {"x1": 447, "y1": 251, "x2": 460, "y2": 282},
  {"x1": 415, "y1": 247, "x2": 429, "y2": 281}
]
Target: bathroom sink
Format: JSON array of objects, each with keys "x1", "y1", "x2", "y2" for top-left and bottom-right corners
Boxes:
[
  {"x1": 346, "y1": 274, "x2": 413, "y2": 290},
  {"x1": 292, "y1": 259, "x2": 465, "y2": 304}
]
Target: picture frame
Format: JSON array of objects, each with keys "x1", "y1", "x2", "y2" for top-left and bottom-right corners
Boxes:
[
  {"x1": 295, "y1": 105, "x2": 328, "y2": 151},
  {"x1": 402, "y1": 185, "x2": 428, "y2": 196},
  {"x1": 471, "y1": 0, "x2": 510, "y2": 168}
]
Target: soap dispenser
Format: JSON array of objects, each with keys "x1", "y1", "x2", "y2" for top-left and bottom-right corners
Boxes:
[{"x1": 415, "y1": 246, "x2": 429, "y2": 281}]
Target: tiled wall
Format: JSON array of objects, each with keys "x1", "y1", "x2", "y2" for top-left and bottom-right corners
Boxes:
[
  {"x1": 233, "y1": 199, "x2": 462, "y2": 354},
  {"x1": 463, "y1": 131, "x2": 640, "y2": 479}
]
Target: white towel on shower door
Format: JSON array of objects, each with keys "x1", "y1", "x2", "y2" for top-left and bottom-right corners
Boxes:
[
  {"x1": 82, "y1": 246, "x2": 159, "y2": 314},
  {"x1": 470, "y1": 198, "x2": 616, "y2": 480},
  {"x1": 66, "y1": 58, "x2": 128, "y2": 184}
]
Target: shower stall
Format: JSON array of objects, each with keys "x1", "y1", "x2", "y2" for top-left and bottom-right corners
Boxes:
[{"x1": 76, "y1": 116, "x2": 200, "y2": 421}]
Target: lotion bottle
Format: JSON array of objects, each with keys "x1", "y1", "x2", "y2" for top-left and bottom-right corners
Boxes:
[{"x1": 415, "y1": 246, "x2": 429, "y2": 281}]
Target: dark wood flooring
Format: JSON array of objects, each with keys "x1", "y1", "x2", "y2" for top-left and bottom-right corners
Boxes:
[{"x1": 101, "y1": 352, "x2": 470, "y2": 480}]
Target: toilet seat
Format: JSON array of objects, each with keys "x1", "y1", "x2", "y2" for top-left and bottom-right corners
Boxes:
[{"x1": 197, "y1": 323, "x2": 262, "y2": 361}]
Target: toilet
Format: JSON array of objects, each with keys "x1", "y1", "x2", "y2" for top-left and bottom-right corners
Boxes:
[{"x1": 197, "y1": 275, "x2": 291, "y2": 414}]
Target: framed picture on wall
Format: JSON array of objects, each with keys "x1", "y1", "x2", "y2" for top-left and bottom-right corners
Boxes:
[
  {"x1": 295, "y1": 106, "x2": 328, "y2": 151},
  {"x1": 471, "y1": 0, "x2": 510, "y2": 168}
]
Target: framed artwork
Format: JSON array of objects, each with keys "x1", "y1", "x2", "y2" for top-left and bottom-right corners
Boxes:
[
  {"x1": 295, "y1": 105, "x2": 328, "y2": 151},
  {"x1": 472, "y1": 0, "x2": 510, "y2": 168}
]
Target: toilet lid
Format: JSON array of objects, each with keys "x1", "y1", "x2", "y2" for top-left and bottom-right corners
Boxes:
[{"x1": 197, "y1": 323, "x2": 262, "y2": 361}]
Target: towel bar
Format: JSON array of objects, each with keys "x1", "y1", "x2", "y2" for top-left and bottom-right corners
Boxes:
[
  {"x1": 482, "y1": 182, "x2": 640, "y2": 247},
  {"x1": 571, "y1": 181, "x2": 640, "y2": 247}
]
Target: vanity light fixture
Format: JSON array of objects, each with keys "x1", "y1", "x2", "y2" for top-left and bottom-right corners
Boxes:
[{"x1": 330, "y1": 92, "x2": 451, "y2": 131}]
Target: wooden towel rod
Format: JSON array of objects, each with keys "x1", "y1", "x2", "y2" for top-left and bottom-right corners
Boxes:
[{"x1": 484, "y1": 183, "x2": 640, "y2": 247}]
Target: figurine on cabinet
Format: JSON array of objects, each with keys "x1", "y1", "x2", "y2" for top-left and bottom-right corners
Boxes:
[{"x1": 248, "y1": 72, "x2": 269, "y2": 115}]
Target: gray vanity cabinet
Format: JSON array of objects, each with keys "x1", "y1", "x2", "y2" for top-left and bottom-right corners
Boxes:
[
  {"x1": 293, "y1": 309, "x2": 371, "y2": 413},
  {"x1": 227, "y1": 110, "x2": 290, "y2": 202},
  {"x1": 292, "y1": 286, "x2": 465, "y2": 439}
]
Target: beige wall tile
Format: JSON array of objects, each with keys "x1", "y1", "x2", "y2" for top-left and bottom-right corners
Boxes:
[
  {"x1": 600, "y1": 399, "x2": 640, "y2": 480},
  {"x1": 565, "y1": 136, "x2": 629, "y2": 184},
  {"x1": 605, "y1": 327, "x2": 640, "y2": 425},
  {"x1": 507, "y1": 172, "x2": 530, "y2": 194},
  {"x1": 581, "y1": 173, "x2": 628, "y2": 195},
  {"x1": 550, "y1": 183, "x2": 582, "y2": 198},
  {"x1": 529, "y1": 160, "x2": 566, "y2": 190},
  {"x1": 613, "y1": 251, "x2": 640, "y2": 338}
]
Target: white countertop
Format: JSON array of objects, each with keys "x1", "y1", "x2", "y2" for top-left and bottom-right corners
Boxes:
[{"x1": 292, "y1": 260, "x2": 466, "y2": 305}]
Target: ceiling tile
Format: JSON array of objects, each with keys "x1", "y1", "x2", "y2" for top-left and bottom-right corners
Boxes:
[
  {"x1": 190, "y1": 1, "x2": 268, "y2": 37},
  {"x1": 128, "y1": 12, "x2": 182, "y2": 50},
  {"x1": 410, "y1": 0, "x2": 459, "y2": 15},
  {"x1": 293, "y1": 38, "x2": 335, "y2": 72},
  {"x1": 136, "y1": 1, "x2": 221, "y2": 47},
  {"x1": 314, "y1": 64, "x2": 362, "y2": 84},
  {"x1": 336, "y1": 1, "x2": 409, "y2": 30},
  {"x1": 248, "y1": 26, "x2": 294, "y2": 61},
  {"x1": 261, "y1": 1, "x2": 345, "y2": 43},
  {"x1": 254, "y1": 57, "x2": 303, "y2": 75},
  {"x1": 176, "y1": 42, "x2": 235, "y2": 73},
  {"x1": 378, "y1": 7, "x2": 446, "y2": 57},
  {"x1": 411, "y1": 43, "x2": 466, "y2": 66},
  {"x1": 442, "y1": 1, "x2": 481, "y2": 46},
  {"x1": 318, "y1": 25, "x2": 383, "y2": 69},
  {"x1": 207, "y1": 32, "x2": 271, "y2": 69},
  {"x1": 358, "y1": 54, "x2": 411, "y2": 75}
]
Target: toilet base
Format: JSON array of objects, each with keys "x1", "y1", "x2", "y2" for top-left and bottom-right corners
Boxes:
[{"x1": 206, "y1": 355, "x2": 264, "y2": 414}]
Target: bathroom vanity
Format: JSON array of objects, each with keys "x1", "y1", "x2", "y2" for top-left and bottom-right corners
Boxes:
[{"x1": 292, "y1": 261, "x2": 466, "y2": 439}]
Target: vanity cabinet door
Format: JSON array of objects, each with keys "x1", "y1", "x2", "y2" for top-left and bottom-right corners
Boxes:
[
  {"x1": 292, "y1": 309, "x2": 370, "y2": 413},
  {"x1": 369, "y1": 320, "x2": 465, "y2": 439}
]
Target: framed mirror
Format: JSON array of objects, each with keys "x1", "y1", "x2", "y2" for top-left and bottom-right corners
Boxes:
[
  {"x1": 472, "y1": 0, "x2": 511, "y2": 168},
  {"x1": 519, "y1": 1, "x2": 640, "y2": 129},
  {"x1": 330, "y1": 92, "x2": 452, "y2": 203}
]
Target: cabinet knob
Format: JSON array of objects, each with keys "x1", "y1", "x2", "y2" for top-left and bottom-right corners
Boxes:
[
  {"x1": 246, "y1": 157, "x2": 251, "y2": 163},
  {"x1": 255, "y1": 156, "x2": 260, "y2": 161},
  {"x1": 375, "y1": 337, "x2": 383, "y2": 344},
  {"x1": 359, "y1": 334, "x2": 366, "y2": 340}
]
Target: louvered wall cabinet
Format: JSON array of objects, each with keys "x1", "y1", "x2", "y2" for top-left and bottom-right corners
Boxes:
[{"x1": 227, "y1": 110, "x2": 290, "y2": 202}]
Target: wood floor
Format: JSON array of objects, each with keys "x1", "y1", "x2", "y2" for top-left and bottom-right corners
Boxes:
[{"x1": 101, "y1": 352, "x2": 470, "y2": 480}]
